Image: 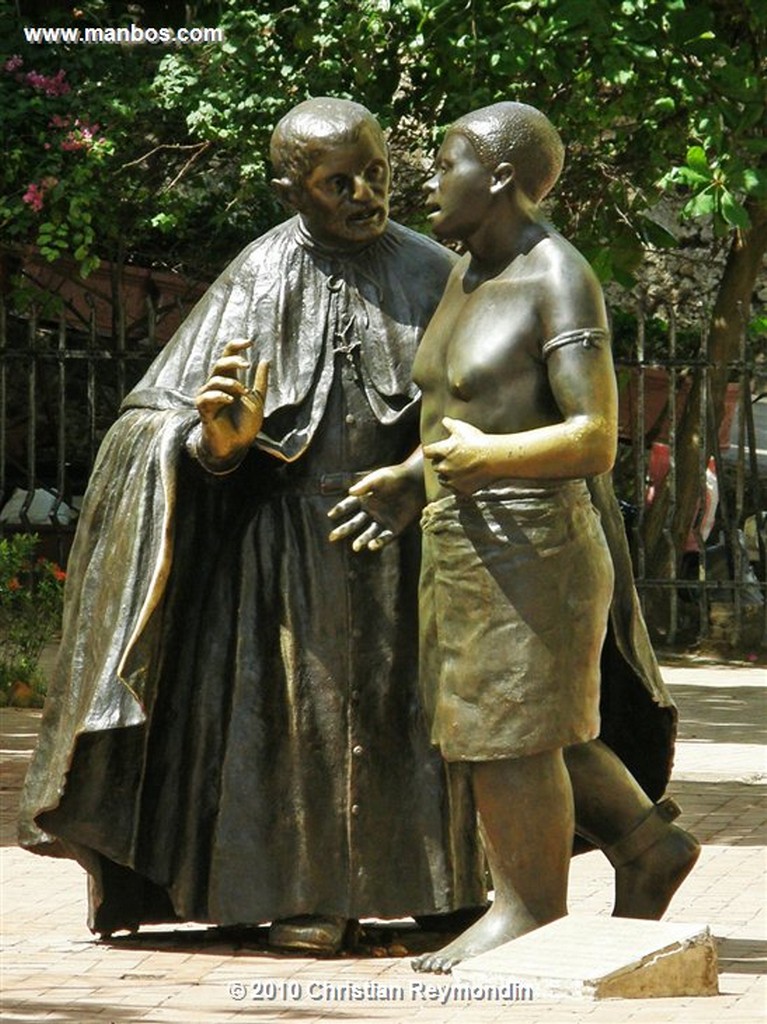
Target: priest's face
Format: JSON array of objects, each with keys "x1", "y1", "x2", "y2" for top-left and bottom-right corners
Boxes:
[{"x1": 295, "y1": 126, "x2": 390, "y2": 248}]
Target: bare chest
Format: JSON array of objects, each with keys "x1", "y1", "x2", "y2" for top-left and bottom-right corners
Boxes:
[{"x1": 413, "y1": 282, "x2": 540, "y2": 402}]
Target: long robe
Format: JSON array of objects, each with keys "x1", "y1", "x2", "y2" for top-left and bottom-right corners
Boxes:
[
  {"x1": 18, "y1": 215, "x2": 676, "y2": 933},
  {"x1": 19, "y1": 217, "x2": 484, "y2": 932}
]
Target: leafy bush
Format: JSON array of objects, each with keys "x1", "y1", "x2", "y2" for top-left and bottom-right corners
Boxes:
[
  {"x1": 2, "y1": 1, "x2": 765, "y2": 297},
  {"x1": 0, "y1": 533, "x2": 65, "y2": 706}
]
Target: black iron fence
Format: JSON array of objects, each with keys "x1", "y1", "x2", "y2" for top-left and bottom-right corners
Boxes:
[
  {"x1": 0, "y1": 297, "x2": 160, "y2": 565},
  {"x1": 1, "y1": 296, "x2": 765, "y2": 648},
  {"x1": 613, "y1": 303, "x2": 765, "y2": 649}
]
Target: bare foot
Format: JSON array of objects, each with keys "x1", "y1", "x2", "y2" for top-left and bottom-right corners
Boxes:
[
  {"x1": 614, "y1": 824, "x2": 700, "y2": 919},
  {"x1": 411, "y1": 903, "x2": 556, "y2": 974}
]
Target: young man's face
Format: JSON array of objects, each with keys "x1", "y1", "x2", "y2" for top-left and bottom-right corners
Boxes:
[
  {"x1": 295, "y1": 125, "x2": 390, "y2": 249},
  {"x1": 423, "y1": 131, "x2": 493, "y2": 243}
]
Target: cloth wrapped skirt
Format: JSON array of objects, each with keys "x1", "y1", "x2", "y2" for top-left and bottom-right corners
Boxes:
[{"x1": 419, "y1": 479, "x2": 614, "y2": 762}]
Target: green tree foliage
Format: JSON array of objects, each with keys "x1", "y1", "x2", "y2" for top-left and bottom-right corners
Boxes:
[
  {"x1": 0, "y1": 0, "x2": 427, "y2": 277},
  {"x1": 404, "y1": 0, "x2": 767, "y2": 285},
  {"x1": 2, "y1": 1, "x2": 765, "y2": 582},
  {"x1": 1, "y1": 2, "x2": 186, "y2": 273},
  {"x1": 0, "y1": 533, "x2": 65, "y2": 704},
  {"x1": 2, "y1": 0, "x2": 765, "y2": 288}
]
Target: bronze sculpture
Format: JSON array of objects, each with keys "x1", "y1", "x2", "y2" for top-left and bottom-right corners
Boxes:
[
  {"x1": 19, "y1": 96, "x2": 695, "y2": 962},
  {"x1": 331, "y1": 102, "x2": 700, "y2": 973},
  {"x1": 18, "y1": 98, "x2": 486, "y2": 949}
]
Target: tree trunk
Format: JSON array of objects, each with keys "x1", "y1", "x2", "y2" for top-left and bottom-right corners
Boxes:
[{"x1": 641, "y1": 198, "x2": 767, "y2": 590}]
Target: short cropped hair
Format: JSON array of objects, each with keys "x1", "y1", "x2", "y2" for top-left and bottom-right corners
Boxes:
[
  {"x1": 270, "y1": 97, "x2": 387, "y2": 186},
  {"x1": 449, "y1": 102, "x2": 564, "y2": 203}
]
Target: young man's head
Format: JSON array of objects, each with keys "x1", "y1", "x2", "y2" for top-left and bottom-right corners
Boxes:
[
  {"x1": 424, "y1": 101, "x2": 564, "y2": 243},
  {"x1": 270, "y1": 97, "x2": 390, "y2": 249},
  {"x1": 449, "y1": 101, "x2": 564, "y2": 204}
]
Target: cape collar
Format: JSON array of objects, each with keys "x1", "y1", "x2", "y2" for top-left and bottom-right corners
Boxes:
[{"x1": 294, "y1": 215, "x2": 390, "y2": 261}]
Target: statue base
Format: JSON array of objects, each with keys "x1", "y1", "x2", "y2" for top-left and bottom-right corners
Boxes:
[{"x1": 452, "y1": 915, "x2": 719, "y2": 999}]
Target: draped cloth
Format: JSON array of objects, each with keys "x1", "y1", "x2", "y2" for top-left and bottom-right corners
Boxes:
[
  {"x1": 420, "y1": 480, "x2": 614, "y2": 761},
  {"x1": 589, "y1": 473, "x2": 677, "y2": 801},
  {"x1": 18, "y1": 218, "x2": 486, "y2": 932}
]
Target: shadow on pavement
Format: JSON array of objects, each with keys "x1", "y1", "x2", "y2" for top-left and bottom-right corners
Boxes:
[
  {"x1": 671, "y1": 684, "x2": 767, "y2": 746},
  {"x1": 101, "y1": 919, "x2": 457, "y2": 960},
  {"x1": 716, "y1": 936, "x2": 767, "y2": 975}
]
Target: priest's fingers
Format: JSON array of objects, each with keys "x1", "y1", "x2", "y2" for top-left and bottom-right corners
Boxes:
[
  {"x1": 220, "y1": 338, "x2": 253, "y2": 356},
  {"x1": 197, "y1": 374, "x2": 248, "y2": 399},
  {"x1": 328, "y1": 511, "x2": 369, "y2": 542},
  {"x1": 352, "y1": 521, "x2": 391, "y2": 552},
  {"x1": 348, "y1": 467, "x2": 389, "y2": 496},
  {"x1": 196, "y1": 391, "x2": 236, "y2": 420},
  {"x1": 208, "y1": 355, "x2": 250, "y2": 380},
  {"x1": 252, "y1": 359, "x2": 270, "y2": 399},
  {"x1": 367, "y1": 529, "x2": 395, "y2": 552},
  {"x1": 327, "y1": 495, "x2": 362, "y2": 520}
]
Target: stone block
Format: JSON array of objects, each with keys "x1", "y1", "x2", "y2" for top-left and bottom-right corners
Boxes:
[{"x1": 452, "y1": 915, "x2": 719, "y2": 999}]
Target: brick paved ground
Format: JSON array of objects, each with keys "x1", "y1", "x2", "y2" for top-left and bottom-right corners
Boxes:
[{"x1": 1, "y1": 656, "x2": 765, "y2": 1024}]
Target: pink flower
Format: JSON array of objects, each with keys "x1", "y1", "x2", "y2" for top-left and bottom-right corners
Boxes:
[
  {"x1": 60, "y1": 120, "x2": 102, "y2": 152},
  {"x1": 21, "y1": 177, "x2": 57, "y2": 213},
  {"x1": 24, "y1": 68, "x2": 70, "y2": 97},
  {"x1": 22, "y1": 183, "x2": 45, "y2": 212},
  {"x1": 3, "y1": 55, "x2": 23, "y2": 73}
]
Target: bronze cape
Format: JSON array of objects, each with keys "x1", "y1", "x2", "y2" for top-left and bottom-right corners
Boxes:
[{"x1": 18, "y1": 218, "x2": 484, "y2": 933}]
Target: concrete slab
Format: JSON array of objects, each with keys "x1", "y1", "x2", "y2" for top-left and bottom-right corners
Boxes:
[{"x1": 452, "y1": 915, "x2": 720, "y2": 1000}]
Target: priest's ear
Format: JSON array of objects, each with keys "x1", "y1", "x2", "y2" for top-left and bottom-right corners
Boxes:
[{"x1": 272, "y1": 176, "x2": 304, "y2": 212}]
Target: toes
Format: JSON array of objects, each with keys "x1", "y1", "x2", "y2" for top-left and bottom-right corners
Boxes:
[
  {"x1": 431, "y1": 955, "x2": 457, "y2": 974},
  {"x1": 411, "y1": 952, "x2": 458, "y2": 974},
  {"x1": 411, "y1": 954, "x2": 431, "y2": 973}
]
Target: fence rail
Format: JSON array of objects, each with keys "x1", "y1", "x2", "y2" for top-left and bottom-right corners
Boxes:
[
  {"x1": 613, "y1": 302, "x2": 765, "y2": 649},
  {"x1": 1, "y1": 297, "x2": 765, "y2": 648}
]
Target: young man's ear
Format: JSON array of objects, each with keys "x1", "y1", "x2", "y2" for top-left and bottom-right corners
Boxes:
[
  {"x1": 271, "y1": 177, "x2": 304, "y2": 212},
  {"x1": 489, "y1": 162, "x2": 514, "y2": 195}
]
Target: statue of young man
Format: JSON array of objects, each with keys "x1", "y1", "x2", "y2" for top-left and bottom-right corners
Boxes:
[
  {"x1": 18, "y1": 97, "x2": 486, "y2": 950},
  {"x1": 331, "y1": 102, "x2": 700, "y2": 973}
]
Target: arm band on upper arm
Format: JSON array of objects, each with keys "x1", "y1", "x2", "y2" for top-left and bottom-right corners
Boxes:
[{"x1": 541, "y1": 327, "x2": 609, "y2": 361}]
